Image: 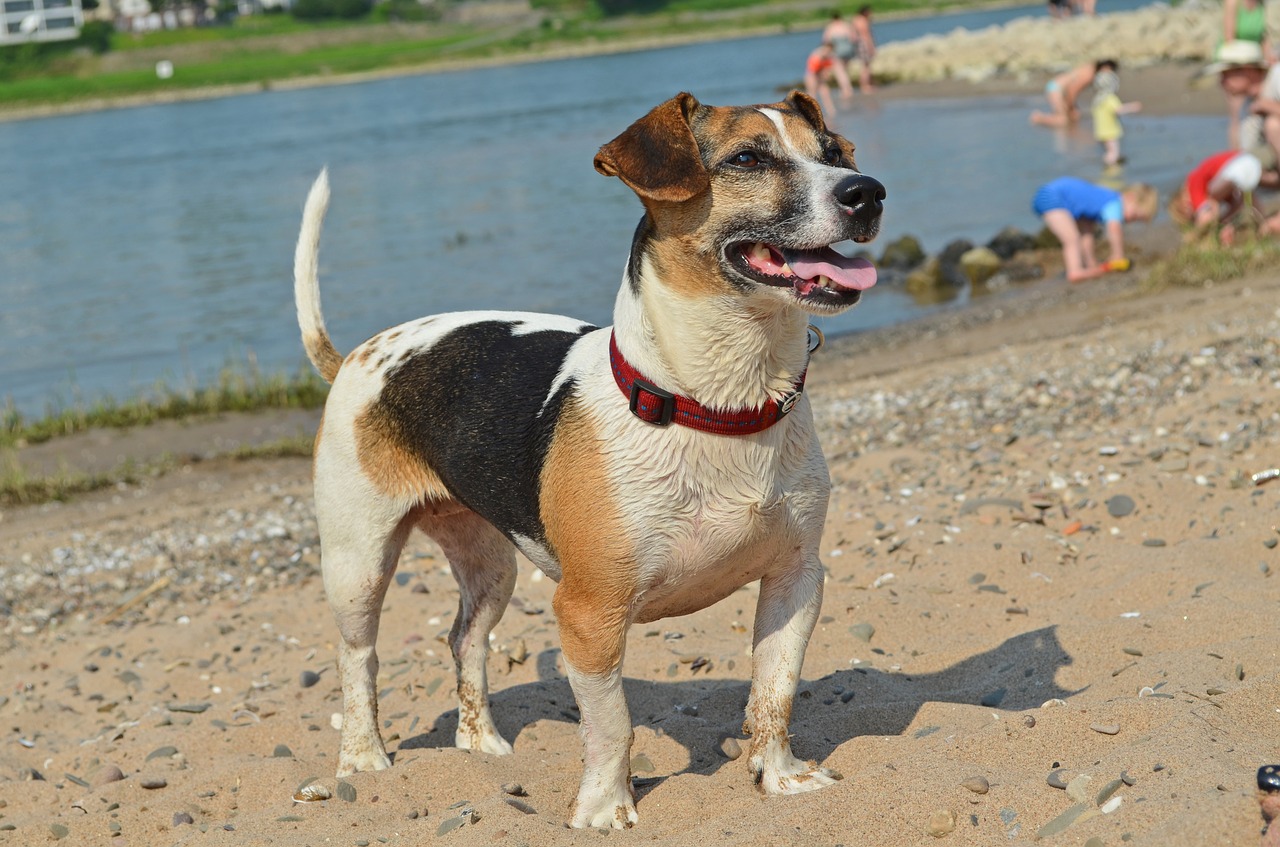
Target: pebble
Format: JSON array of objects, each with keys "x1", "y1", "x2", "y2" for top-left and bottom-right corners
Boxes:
[
  {"x1": 1046, "y1": 769, "x2": 1069, "y2": 789},
  {"x1": 1036, "y1": 803, "x2": 1089, "y2": 839},
  {"x1": 1096, "y1": 778, "x2": 1124, "y2": 805},
  {"x1": 630, "y1": 754, "x2": 655, "y2": 774},
  {"x1": 335, "y1": 780, "x2": 357, "y2": 802},
  {"x1": 1066, "y1": 774, "x2": 1092, "y2": 804},
  {"x1": 300, "y1": 670, "x2": 322, "y2": 689},
  {"x1": 1259, "y1": 765, "x2": 1280, "y2": 792},
  {"x1": 719, "y1": 737, "x2": 743, "y2": 760},
  {"x1": 926, "y1": 809, "x2": 955, "y2": 837},
  {"x1": 173, "y1": 812, "x2": 194, "y2": 826},
  {"x1": 1106, "y1": 495, "x2": 1136, "y2": 518},
  {"x1": 1090, "y1": 723, "x2": 1121, "y2": 735},
  {"x1": 139, "y1": 776, "x2": 168, "y2": 789},
  {"x1": 167, "y1": 701, "x2": 211, "y2": 714},
  {"x1": 1142, "y1": 538, "x2": 1167, "y2": 547},
  {"x1": 961, "y1": 776, "x2": 989, "y2": 794},
  {"x1": 18, "y1": 767, "x2": 44, "y2": 781},
  {"x1": 849, "y1": 622, "x2": 875, "y2": 642},
  {"x1": 501, "y1": 783, "x2": 527, "y2": 797},
  {"x1": 146, "y1": 745, "x2": 179, "y2": 761},
  {"x1": 979, "y1": 688, "x2": 1006, "y2": 708},
  {"x1": 94, "y1": 764, "x2": 125, "y2": 785}
]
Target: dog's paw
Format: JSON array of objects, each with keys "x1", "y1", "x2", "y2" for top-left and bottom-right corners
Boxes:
[
  {"x1": 751, "y1": 754, "x2": 843, "y2": 796},
  {"x1": 337, "y1": 747, "x2": 392, "y2": 776},
  {"x1": 570, "y1": 794, "x2": 638, "y2": 830},
  {"x1": 456, "y1": 729, "x2": 514, "y2": 757}
]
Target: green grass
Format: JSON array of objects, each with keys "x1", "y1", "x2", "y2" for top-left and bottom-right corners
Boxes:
[
  {"x1": 1142, "y1": 238, "x2": 1280, "y2": 291},
  {"x1": 0, "y1": 365, "x2": 329, "y2": 449},
  {"x1": 0, "y1": 436, "x2": 314, "y2": 506}
]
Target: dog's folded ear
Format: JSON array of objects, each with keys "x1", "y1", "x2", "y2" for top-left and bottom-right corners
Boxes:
[
  {"x1": 785, "y1": 90, "x2": 828, "y2": 133},
  {"x1": 594, "y1": 92, "x2": 710, "y2": 203}
]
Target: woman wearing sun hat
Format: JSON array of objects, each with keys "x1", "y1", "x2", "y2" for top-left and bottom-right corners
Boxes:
[{"x1": 1210, "y1": 38, "x2": 1271, "y2": 147}]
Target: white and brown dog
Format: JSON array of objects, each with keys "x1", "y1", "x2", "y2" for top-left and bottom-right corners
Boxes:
[{"x1": 293, "y1": 91, "x2": 884, "y2": 829}]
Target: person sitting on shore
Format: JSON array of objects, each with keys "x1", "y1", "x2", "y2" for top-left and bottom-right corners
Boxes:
[
  {"x1": 1031, "y1": 60, "x2": 1117, "y2": 128},
  {"x1": 805, "y1": 42, "x2": 840, "y2": 116},
  {"x1": 1167, "y1": 150, "x2": 1264, "y2": 245},
  {"x1": 821, "y1": 11, "x2": 857, "y2": 102},
  {"x1": 1031, "y1": 177, "x2": 1158, "y2": 282},
  {"x1": 1091, "y1": 68, "x2": 1142, "y2": 166}
]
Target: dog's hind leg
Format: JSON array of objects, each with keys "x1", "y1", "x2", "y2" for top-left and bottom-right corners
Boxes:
[
  {"x1": 744, "y1": 555, "x2": 842, "y2": 794},
  {"x1": 321, "y1": 500, "x2": 417, "y2": 777},
  {"x1": 423, "y1": 511, "x2": 517, "y2": 756}
]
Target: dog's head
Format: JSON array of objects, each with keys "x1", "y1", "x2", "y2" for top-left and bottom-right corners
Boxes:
[{"x1": 594, "y1": 91, "x2": 883, "y2": 316}]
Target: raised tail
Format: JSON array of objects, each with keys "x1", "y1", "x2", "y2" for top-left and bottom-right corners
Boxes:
[{"x1": 294, "y1": 169, "x2": 345, "y2": 384}]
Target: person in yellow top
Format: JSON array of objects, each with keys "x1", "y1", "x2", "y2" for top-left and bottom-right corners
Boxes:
[{"x1": 1091, "y1": 67, "x2": 1142, "y2": 166}]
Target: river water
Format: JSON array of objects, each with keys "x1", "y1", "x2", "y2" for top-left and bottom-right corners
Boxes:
[{"x1": 0, "y1": 0, "x2": 1220, "y2": 417}]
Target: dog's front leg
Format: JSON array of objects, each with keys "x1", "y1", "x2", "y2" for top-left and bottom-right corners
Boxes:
[
  {"x1": 555, "y1": 586, "x2": 637, "y2": 829},
  {"x1": 744, "y1": 555, "x2": 842, "y2": 794}
]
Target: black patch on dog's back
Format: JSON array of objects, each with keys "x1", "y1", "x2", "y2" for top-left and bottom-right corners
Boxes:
[{"x1": 372, "y1": 320, "x2": 595, "y2": 545}]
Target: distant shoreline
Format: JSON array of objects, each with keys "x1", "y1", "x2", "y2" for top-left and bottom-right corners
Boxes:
[{"x1": 0, "y1": 0, "x2": 1116, "y2": 125}]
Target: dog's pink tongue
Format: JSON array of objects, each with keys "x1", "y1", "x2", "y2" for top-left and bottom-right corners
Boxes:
[{"x1": 786, "y1": 248, "x2": 878, "y2": 291}]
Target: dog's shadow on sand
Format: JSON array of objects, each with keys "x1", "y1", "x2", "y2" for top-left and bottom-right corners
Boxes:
[{"x1": 397, "y1": 626, "x2": 1077, "y2": 789}]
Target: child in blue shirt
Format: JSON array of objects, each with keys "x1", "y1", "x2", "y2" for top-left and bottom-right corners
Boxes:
[{"x1": 1032, "y1": 177, "x2": 1158, "y2": 282}]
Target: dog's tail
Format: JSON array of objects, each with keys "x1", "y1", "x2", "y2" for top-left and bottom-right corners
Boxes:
[{"x1": 294, "y1": 169, "x2": 345, "y2": 384}]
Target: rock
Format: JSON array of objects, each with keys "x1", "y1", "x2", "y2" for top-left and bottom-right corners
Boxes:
[
  {"x1": 272, "y1": 744, "x2": 293, "y2": 758},
  {"x1": 985, "y1": 226, "x2": 1037, "y2": 260},
  {"x1": 1036, "y1": 803, "x2": 1089, "y2": 839},
  {"x1": 937, "y1": 238, "x2": 976, "y2": 287},
  {"x1": 879, "y1": 234, "x2": 926, "y2": 270},
  {"x1": 501, "y1": 783, "x2": 527, "y2": 797},
  {"x1": 139, "y1": 776, "x2": 168, "y2": 789},
  {"x1": 1033, "y1": 225, "x2": 1061, "y2": 249},
  {"x1": 959, "y1": 246, "x2": 1002, "y2": 286},
  {"x1": 1090, "y1": 723, "x2": 1121, "y2": 735},
  {"x1": 18, "y1": 767, "x2": 44, "y2": 781},
  {"x1": 300, "y1": 670, "x2": 322, "y2": 689},
  {"x1": 979, "y1": 687, "x2": 1006, "y2": 708},
  {"x1": 173, "y1": 812, "x2": 194, "y2": 826},
  {"x1": 719, "y1": 737, "x2": 743, "y2": 760},
  {"x1": 1065, "y1": 774, "x2": 1092, "y2": 804},
  {"x1": 849, "y1": 622, "x2": 875, "y2": 642},
  {"x1": 961, "y1": 775, "x2": 990, "y2": 794},
  {"x1": 905, "y1": 257, "x2": 946, "y2": 294},
  {"x1": 1047, "y1": 768, "x2": 1069, "y2": 789},
  {"x1": 94, "y1": 764, "x2": 125, "y2": 785},
  {"x1": 926, "y1": 809, "x2": 956, "y2": 837},
  {"x1": 1105, "y1": 495, "x2": 1136, "y2": 517}
]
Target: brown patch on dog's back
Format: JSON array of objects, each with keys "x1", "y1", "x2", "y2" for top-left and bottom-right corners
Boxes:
[
  {"x1": 353, "y1": 401, "x2": 452, "y2": 503},
  {"x1": 542, "y1": 401, "x2": 636, "y2": 675}
]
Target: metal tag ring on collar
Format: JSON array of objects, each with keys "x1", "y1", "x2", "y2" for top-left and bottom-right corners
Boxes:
[{"x1": 807, "y1": 325, "x2": 825, "y2": 354}]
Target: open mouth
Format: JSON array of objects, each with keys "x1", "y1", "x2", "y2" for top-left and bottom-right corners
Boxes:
[{"x1": 734, "y1": 241, "x2": 877, "y2": 307}]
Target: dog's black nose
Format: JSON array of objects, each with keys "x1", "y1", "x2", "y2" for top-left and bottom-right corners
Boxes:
[{"x1": 835, "y1": 174, "x2": 886, "y2": 221}]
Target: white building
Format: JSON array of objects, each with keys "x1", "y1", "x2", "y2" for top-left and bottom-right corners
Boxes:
[{"x1": 1, "y1": 0, "x2": 83, "y2": 44}]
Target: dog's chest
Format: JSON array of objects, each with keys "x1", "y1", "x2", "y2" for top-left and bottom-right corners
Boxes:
[{"x1": 621, "y1": 427, "x2": 825, "y2": 622}]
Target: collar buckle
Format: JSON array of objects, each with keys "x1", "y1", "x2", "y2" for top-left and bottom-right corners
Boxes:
[{"x1": 628, "y1": 377, "x2": 675, "y2": 426}]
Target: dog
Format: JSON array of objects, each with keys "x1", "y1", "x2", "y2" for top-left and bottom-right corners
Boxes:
[{"x1": 292, "y1": 90, "x2": 884, "y2": 829}]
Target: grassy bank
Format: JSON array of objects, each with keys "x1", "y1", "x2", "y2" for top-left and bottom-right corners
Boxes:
[{"x1": 1, "y1": 0, "x2": 964, "y2": 113}]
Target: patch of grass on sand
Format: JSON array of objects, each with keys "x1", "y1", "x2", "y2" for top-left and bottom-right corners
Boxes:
[
  {"x1": 0, "y1": 366, "x2": 329, "y2": 449},
  {"x1": 0, "y1": 457, "x2": 153, "y2": 506},
  {"x1": 1143, "y1": 238, "x2": 1280, "y2": 291},
  {"x1": 0, "y1": 438, "x2": 315, "y2": 506}
]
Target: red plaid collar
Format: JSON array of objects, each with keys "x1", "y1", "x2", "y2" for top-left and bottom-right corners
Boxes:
[{"x1": 608, "y1": 331, "x2": 808, "y2": 435}]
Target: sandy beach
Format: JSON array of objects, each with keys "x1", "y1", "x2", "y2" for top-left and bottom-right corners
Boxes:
[
  {"x1": 4, "y1": 4, "x2": 1280, "y2": 844},
  {"x1": 3, "y1": 250, "x2": 1280, "y2": 847}
]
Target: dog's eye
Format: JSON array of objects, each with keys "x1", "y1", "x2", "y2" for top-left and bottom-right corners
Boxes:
[
  {"x1": 728, "y1": 151, "x2": 762, "y2": 168},
  {"x1": 821, "y1": 145, "x2": 841, "y2": 165}
]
